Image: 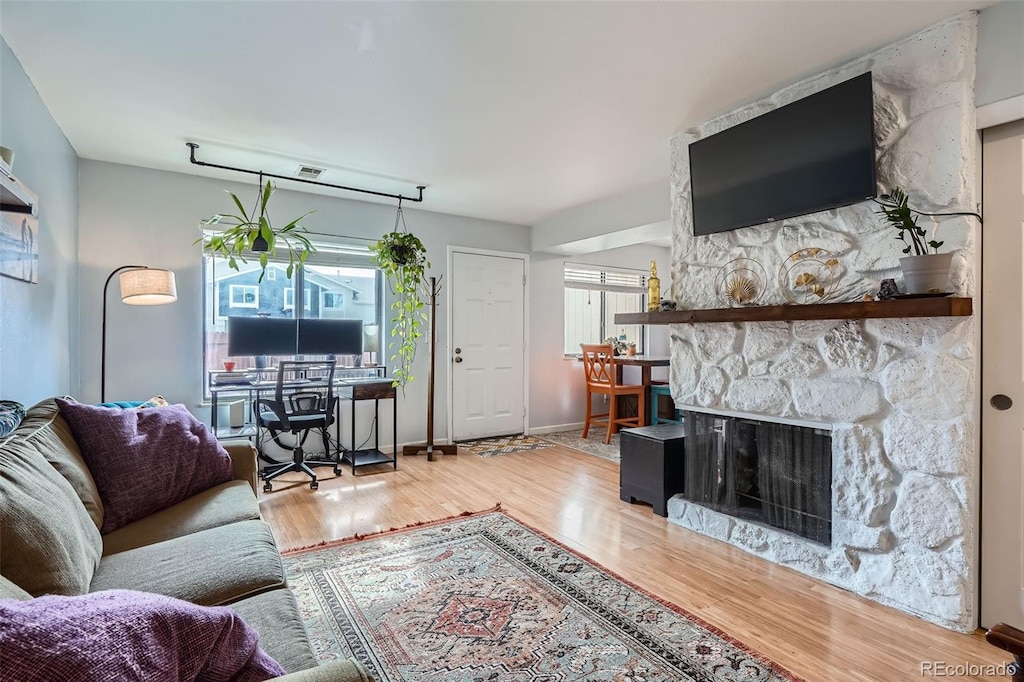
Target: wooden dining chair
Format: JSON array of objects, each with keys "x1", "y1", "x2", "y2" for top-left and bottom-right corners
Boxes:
[{"x1": 580, "y1": 343, "x2": 646, "y2": 444}]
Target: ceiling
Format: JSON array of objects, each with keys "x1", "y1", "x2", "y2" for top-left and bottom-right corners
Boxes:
[{"x1": 0, "y1": 1, "x2": 986, "y2": 226}]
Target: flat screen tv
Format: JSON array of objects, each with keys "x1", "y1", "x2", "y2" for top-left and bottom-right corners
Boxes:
[
  {"x1": 297, "y1": 319, "x2": 364, "y2": 356},
  {"x1": 226, "y1": 316, "x2": 298, "y2": 356},
  {"x1": 688, "y1": 72, "x2": 876, "y2": 236}
]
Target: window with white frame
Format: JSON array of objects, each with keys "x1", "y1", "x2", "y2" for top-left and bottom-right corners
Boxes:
[
  {"x1": 283, "y1": 286, "x2": 313, "y2": 311},
  {"x1": 563, "y1": 263, "x2": 646, "y2": 356},
  {"x1": 229, "y1": 285, "x2": 259, "y2": 309},
  {"x1": 201, "y1": 237, "x2": 384, "y2": 398}
]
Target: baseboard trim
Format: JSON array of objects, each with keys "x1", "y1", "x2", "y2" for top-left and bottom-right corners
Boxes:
[{"x1": 528, "y1": 422, "x2": 584, "y2": 436}]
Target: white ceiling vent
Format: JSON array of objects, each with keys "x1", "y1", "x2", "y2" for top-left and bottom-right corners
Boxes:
[{"x1": 295, "y1": 165, "x2": 325, "y2": 180}]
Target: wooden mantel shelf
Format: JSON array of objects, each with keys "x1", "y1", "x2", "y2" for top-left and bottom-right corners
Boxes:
[{"x1": 614, "y1": 297, "x2": 973, "y2": 325}]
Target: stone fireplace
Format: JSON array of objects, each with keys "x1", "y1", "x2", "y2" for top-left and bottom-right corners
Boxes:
[{"x1": 666, "y1": 14, "x2": 979, "y2": 632}]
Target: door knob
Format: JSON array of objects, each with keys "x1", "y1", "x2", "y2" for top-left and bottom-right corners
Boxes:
[
  {"x1": 991, "y1": 394, "x2": 1013, "y2": 410},
  {"x1": 454, "y1": 356, "x2": 463, "y2": 363}
]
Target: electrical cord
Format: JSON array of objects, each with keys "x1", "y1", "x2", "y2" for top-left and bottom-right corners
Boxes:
[{"x1": 872, "y1": 196, "x2": 983, "y2": 224}]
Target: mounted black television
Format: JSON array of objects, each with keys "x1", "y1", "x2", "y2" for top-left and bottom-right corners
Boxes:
[{"x1": 689, "y1": 72, "x2": 876, "y2": 236}]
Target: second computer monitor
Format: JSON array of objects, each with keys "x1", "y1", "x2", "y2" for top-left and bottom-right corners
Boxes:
[{"x1": 297, "y1": 319, "x2": 364, "y2": 356}]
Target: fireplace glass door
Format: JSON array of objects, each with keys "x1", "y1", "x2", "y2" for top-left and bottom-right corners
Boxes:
[{"x1": 683, "y1": 411, "x2": 832, "y2": 545}]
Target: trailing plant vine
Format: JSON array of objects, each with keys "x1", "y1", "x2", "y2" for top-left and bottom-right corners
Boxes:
[
  {"x1": 196, "y1": 178, "x2": 315, "y2": 281},
  {"x1": 371, "y1": 207, "x2": 429, "y2": 388},
  {"x1": 875, "y1": 187, "x2": 943, "y2": 256}
]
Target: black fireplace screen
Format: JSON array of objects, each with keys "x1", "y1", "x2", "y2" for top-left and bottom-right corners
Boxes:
[{"x1": 682, "y1": 411, "x2": 832, "y2": 545}]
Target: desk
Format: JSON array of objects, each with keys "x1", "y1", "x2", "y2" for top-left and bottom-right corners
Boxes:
[
  {"x1": 576, "y1": 354, "x2": 670, "y2": 427},
  {"x1": 208, "y1": 366, "x2": 386, "y2": 435},
  {"x1": 207, "y1": 368, "x2": 397, "y2": 475}
]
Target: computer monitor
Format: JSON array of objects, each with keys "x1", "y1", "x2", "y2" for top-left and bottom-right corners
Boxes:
[
  {"x1": 226, "y1": 317, "x2": 298, "y2": 356},
  {"x1": 297, "y1": 319, "x2": 363, "y2": 356}
]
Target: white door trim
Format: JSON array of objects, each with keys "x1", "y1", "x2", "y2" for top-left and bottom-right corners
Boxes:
[{"x1": 446, "y1": 246, "x2": 530, "y2": 443}]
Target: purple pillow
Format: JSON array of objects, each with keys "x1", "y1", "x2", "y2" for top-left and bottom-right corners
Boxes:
[
  {"x1": 0, "y1": 590, "x2": 285, "y2": 681},
  {"x1": 56, "y1": 399, "x2": 233, "y2": 533}
]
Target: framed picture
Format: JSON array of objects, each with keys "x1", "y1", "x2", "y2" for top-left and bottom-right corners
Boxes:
[{"x1": 0, "y1": 211, "x2": 39, "y2": 283}]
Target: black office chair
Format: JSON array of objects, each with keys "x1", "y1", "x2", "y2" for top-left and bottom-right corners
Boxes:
[{"x1": 256, "y1": 360, "x2": 338, "y2": 491}]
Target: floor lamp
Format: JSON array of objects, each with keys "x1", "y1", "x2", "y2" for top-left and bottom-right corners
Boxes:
[{"x1": 101, "y1": 265, "x2": 177, "y2": 402}]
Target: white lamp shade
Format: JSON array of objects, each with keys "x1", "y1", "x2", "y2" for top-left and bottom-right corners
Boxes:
[{"x1": 119, "y1": 268, "x2": 177, "y2": 305}]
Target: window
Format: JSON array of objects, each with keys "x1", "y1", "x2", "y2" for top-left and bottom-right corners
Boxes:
[
  {"x1": 563, "y1": 264, "x2": 646, "y2": 356},
  {"x1": 202, "y1": 237, "x2": 384, "y2": 397},
  {"x1": 322, "y1": 291, "x2": 344, "y2": 309},
  {"x1": 229, "y1": 285, "x2": 258, "y2": 309}
]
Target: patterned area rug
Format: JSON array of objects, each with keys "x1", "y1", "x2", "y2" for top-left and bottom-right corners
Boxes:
[
  {"x1": 284, "y1": 510, "x2": 801, "y2": 682},
  {"x1": 538, "y1": 429, "x2": 621, "y2": 463},
  {"x1": 457, "y1": 434, "x2": 554, "y2": 458}
]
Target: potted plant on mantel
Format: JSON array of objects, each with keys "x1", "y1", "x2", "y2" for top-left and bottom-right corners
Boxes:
[
  {"x1": 876, "y1": 187, "x2": 952, "y2": 294},
  {"x1": 371, "y1": 229, "x2": 429, "y2": 388},
  {"x1": 196, "y1": 180, "x2": 315, "y2": 281}
]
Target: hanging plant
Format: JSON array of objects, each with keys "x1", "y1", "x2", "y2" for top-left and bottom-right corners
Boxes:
[
  {"x1": 370, "y1": 207, "x2": 429, "y2": 388},
  {"x1": 196, "y1": 178, "x2": 315, "y2": 281}
]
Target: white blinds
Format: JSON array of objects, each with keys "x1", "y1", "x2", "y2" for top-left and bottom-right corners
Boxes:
[{"x1": 564, "y1": 263, "x2": 646, "y2": 294}]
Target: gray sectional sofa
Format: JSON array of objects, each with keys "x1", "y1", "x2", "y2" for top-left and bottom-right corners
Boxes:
[{"x1": 0, "y1": 398, "x2": 373, "y2": 681}]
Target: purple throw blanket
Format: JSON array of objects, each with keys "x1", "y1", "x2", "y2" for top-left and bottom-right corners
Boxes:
[{"x1": 0, "y1": 590, "x2": 285, "y2": 681}]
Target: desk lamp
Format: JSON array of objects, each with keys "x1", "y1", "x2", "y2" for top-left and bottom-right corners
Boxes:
[{"x1": 101, "y1": 266, "x2": 177, "y2": 402}]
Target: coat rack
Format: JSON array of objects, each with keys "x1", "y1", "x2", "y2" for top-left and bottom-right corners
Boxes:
[
  {"x1": 186, "y1": 143, "x2": 426, "y2": 204},
  {"x1": 403, "y1": 276, "x2": 458, "y2": 461}
]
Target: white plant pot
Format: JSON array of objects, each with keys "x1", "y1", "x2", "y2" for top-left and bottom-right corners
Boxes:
[{"x1": 899, "y1": 253, "x2": 954, "y2": 294}]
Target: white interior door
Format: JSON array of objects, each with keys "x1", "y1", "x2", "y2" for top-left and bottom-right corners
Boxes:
[
  {"x1": 982, "y1": 118, "x2": 1024, "y2": 628},
  {"x1": 451, "y1": 251, "x2": 526, "y2": 441}
]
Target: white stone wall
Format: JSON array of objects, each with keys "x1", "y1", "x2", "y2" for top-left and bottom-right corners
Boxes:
[{"x1": 667, "y1": 14, "x2": 978, "y2": 632}]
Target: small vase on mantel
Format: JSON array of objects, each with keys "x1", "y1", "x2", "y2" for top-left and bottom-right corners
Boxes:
[
  {"x1": 899, "y1": 252, "x2": 954, "y2": 294},
  {"x1": 647, "y1": 260, "x2": 661, "y2": 311}
]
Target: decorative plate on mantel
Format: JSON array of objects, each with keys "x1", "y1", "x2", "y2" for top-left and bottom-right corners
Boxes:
[
  {"x1": 778, "y1": 247, "x2": 841, "y2": 304},
  {"x1": 715, "y1": 257, "x2": 768, "y2": 307}
]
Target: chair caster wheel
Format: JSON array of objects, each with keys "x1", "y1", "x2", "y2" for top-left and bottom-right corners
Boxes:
[
  {"x1": 310, "y1": 480, "x2": 318, "y2": 490},
  {"x1": 333, "y1": 467, "x2": 341, "y2": 476},
  {"x1": 263, "y1": 482, "x2": 272, "y2": 493}
]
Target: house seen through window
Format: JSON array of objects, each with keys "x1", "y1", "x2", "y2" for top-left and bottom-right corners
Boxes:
[
  {"x1": 563, "y1": 263, "x2": 646, "y2": 356},
  {"x1": 202, "y1": 238, "x2": 383, "y2": 395}
]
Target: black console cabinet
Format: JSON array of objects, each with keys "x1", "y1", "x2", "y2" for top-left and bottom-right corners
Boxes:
[{"x1": 619, "y1": 424, "x2": 686, "y2": 517}]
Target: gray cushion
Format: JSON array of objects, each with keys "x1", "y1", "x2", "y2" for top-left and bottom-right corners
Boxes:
[
  {"x1": 102, "y1": 479, "x2": 260, "y2": 556},
  {"x1": 228, "y1": 588, "x2": 318, "y2": 674},
  {"x1": 90, "y1": 520, "x2": 284, "y2": 605},
  {"x1": 2, "y1": 398, "x2": 104, "y2": 529},
  {"x1": 0, "y1": 442, "x2": 102, "y2": 596}
]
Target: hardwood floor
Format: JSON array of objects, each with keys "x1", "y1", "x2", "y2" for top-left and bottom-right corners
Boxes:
[{"x1": 258, "y1": 444, "x2": 1007, "y2": 682}]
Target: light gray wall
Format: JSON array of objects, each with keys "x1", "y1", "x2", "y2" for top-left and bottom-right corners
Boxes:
[
  {"x1": 0, "y1": 37, "x2": 79, "y2": 404},
  {"x1": 529, "y1": 243, "x2": 671, "y2": 432},
  {"x1": 976, "y1": 1, "x2": 1024, "y2": 107},
  {"x1": 78, "y1": 160, "x2": 530, "y2": 446},
  {"x1": 531, "y1": 180, "x2": 670, "y2": 254}
]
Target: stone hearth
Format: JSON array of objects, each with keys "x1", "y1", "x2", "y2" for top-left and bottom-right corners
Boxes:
[{"x1": 666, "y1": 14, "x2": 978, "y2": 632}]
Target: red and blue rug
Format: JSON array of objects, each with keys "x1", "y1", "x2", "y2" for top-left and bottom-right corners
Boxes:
[{"x1": 283, "y1": 508, "x2": 802, "y2": 681}]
